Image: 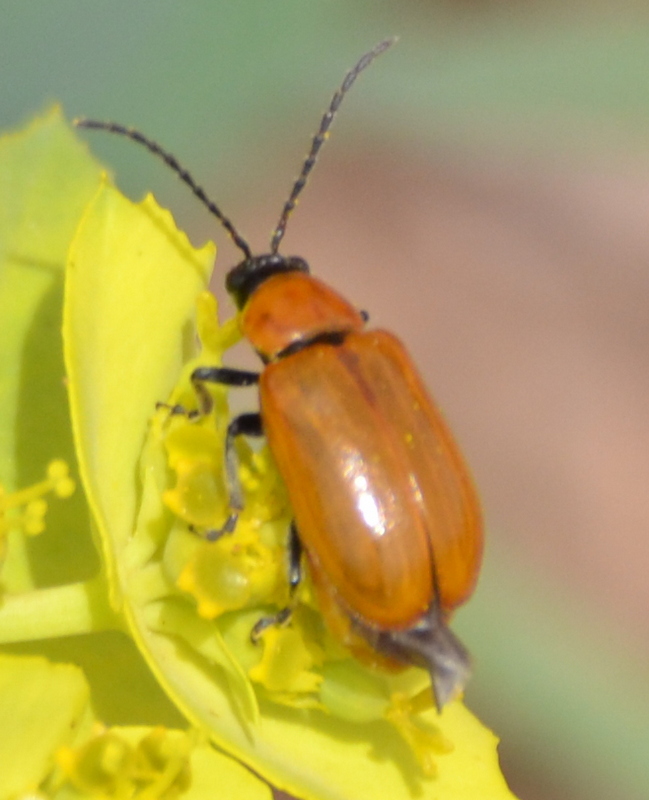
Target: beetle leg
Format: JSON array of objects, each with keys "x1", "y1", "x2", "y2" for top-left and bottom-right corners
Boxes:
[
  {"x1": 249, "y1": 606, "x2": 293, "y2": 643},
  {"x1": 158, "y1": 367, "x2": 260, "y2": 418},
  {"x1": 287, "y1": 520, "x2": 303, "y2": 593},
  {"x1": 191, "y1": 366, "x2": 260, "y2": 415},
  {"x1": 191, "y1": 366, "x2": 261, "y2": 386},
  {"x1": 224, "y1": 411, "x2": 264, "y2": 509},
  {"x1": 203, "y1": 411, "x2": 264, "y2": 541},
  {"x1": 162, "y1": 369, "x2": 262, "y2": 535},
  {"x1": 250, "y1": 521, "x2": 303, "y2": 642},
  {"x1": 155, "y1": 400, "x2": 203, "y2": 419}
]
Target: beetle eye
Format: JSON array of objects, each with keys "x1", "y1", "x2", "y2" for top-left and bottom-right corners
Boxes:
[{"x1": 359, "y1": 310, "x2": 369, "y2": 322}]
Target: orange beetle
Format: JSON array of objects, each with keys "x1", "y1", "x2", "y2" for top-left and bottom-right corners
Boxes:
[{"x1": 76, "y1": 39, "x2": 483, "y2": 709}]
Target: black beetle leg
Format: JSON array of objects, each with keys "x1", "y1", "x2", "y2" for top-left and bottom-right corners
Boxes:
[
  {"x1": 158, "y1": 366, "x2": 260, "y2": 418},
  {"x1": 189, "y1": 368, "x2": 261, "y2": 527},
  {"x1": 204, "y1": 412, "x2": 264, "y2": 541},
  {"x1": 250, "y1": 606, "x2": 293, "y2": 643},
  {"x1": 251, "y1": 521, "x2": 303, "y2": 642},
  {"x1": 191, "y1": 366, "x2": 260, "y2": 415},
  {"x1": 155, "y1": 400, "x2": 203, "y2": 419},
  {"x1": 286, "y1": 520, "x2": 303, "y2": 594}
]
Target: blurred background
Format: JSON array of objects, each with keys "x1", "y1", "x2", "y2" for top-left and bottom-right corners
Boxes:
[{"x1": 2, "y1": 3, "x2": 648, "y2": 799}]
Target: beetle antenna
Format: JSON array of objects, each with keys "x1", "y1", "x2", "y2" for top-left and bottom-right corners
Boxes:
[
  {"x1": 270, "y1": 37, "x2": 396, "y2": 254},
  {"x1": 73, "y1": 118, "x2": 253, "y2": 260}
]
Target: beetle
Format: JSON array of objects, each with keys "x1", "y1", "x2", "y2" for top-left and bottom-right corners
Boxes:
[{"x1": 75, "y1": 38, "x2": 483, "y2": 710}]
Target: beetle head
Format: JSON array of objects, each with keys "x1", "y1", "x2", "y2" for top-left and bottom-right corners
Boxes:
[{"x1": 226, "y1": 254, "x2": 310, "y2": 309}]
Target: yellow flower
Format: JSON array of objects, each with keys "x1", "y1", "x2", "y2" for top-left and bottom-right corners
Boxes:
[{"x1": 0, "y1": 108, "x2": 517, "y2": 800}]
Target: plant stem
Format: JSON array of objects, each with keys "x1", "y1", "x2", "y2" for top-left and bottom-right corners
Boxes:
[{"x1": 0, "y1": 577, "x2": 122, "y2": 643}]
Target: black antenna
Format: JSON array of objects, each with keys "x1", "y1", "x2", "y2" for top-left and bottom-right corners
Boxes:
[
  {"x1": 73, "y1": 118, "x2": 253, "y2": 259},
  {"x1": 270, "y1": 37, "x2": 396, "y2": 254}
]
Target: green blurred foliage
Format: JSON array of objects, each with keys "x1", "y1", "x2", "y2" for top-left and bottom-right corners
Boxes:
[{"x1": 4, "y1": 1, "x2": 649, "y2": 233}]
